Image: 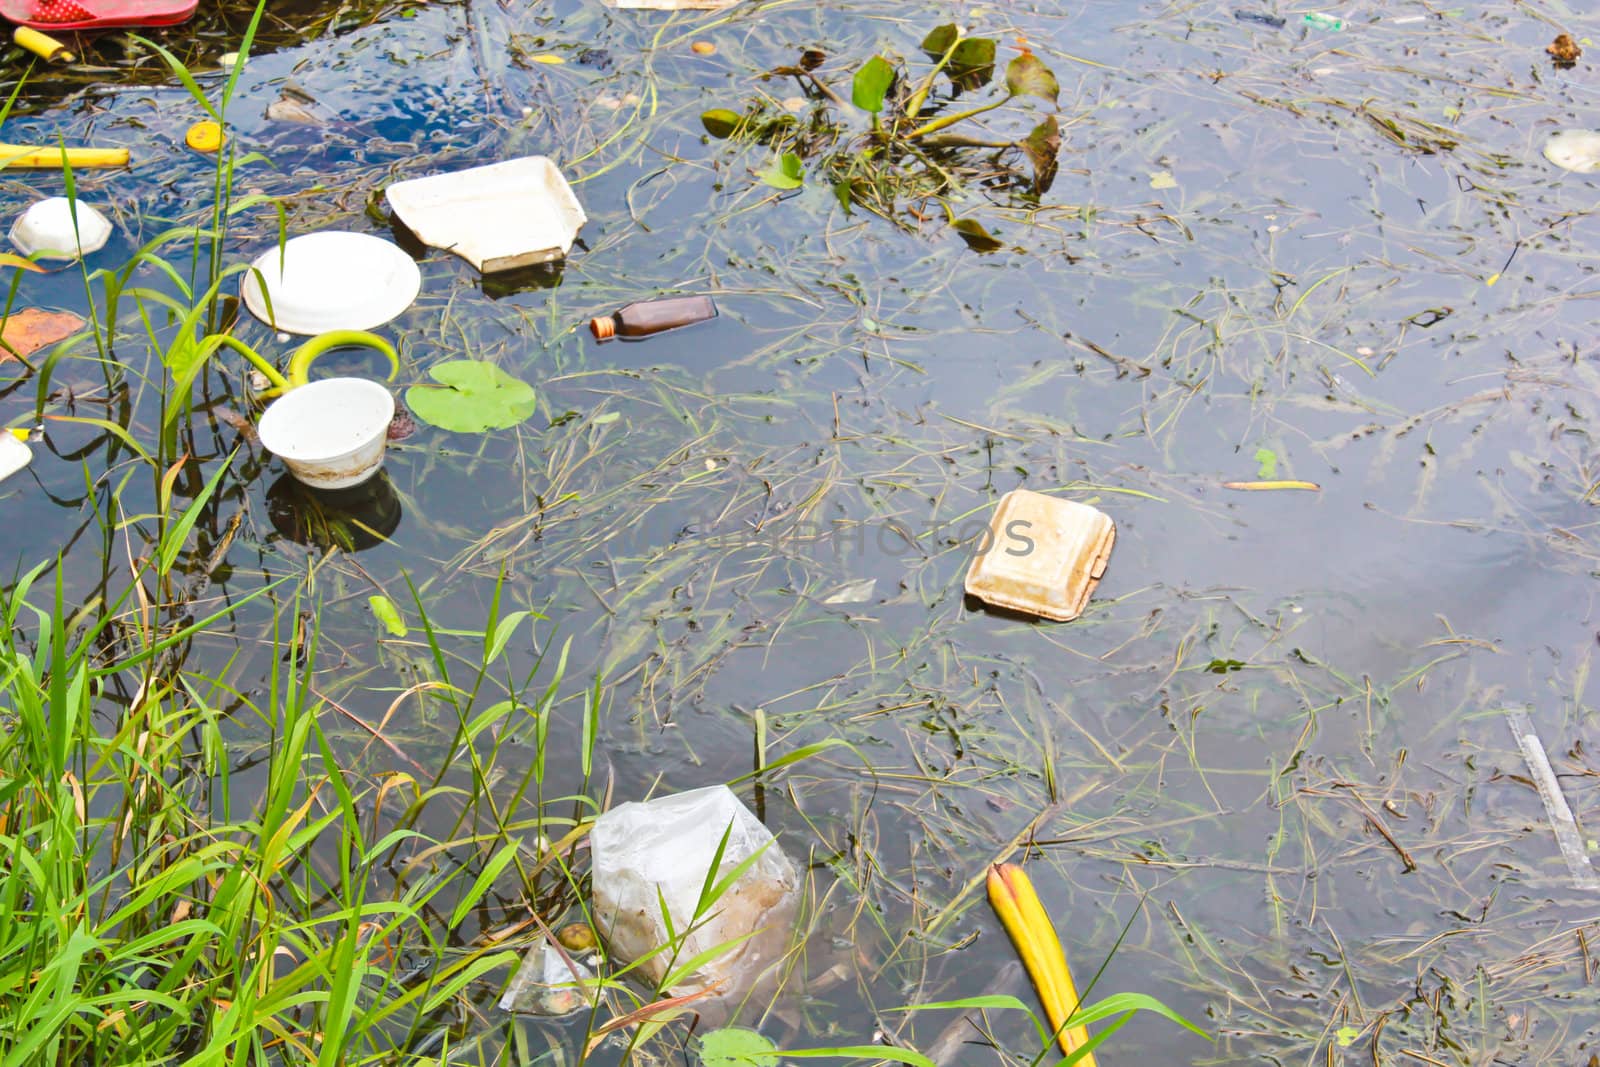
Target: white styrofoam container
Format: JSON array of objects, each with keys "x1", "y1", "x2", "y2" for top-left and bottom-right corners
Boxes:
[
  {"x1": 385, "y1": 156, "x2": 587, "y2": 273},
  {"x1": 257, "y1": 378, "x2": 394, "y2": 490}
]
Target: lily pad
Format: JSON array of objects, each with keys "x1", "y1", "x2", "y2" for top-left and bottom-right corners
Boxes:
[
  {"x1": 698, "y1": 1028, "x2": 778, "y2": 1067},
  {"x1": 405, "y1": 360, "x2": 537, "y2": 432}
]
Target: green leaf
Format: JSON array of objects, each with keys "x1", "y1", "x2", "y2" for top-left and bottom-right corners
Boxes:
[
  {"x1": 1335, "y1": 1025, "x2": 1361, "y2": 1047},
  {"x1": 952, "y1": 218, "x2": 1004, "y2": 253},
  {"x1": 948, "y1": 37, "x2": 997, "y2": 92},
  {"x1": 1022, "y1": 115, "x2": 1060, "y2": 193},
  {"x1": 1254, "y1": 447, "x2": 1277, "y2": 478},
  {"x1": 852, "y1": 55, "x2": 895, "y2": 114},
  {"x1": 369, "y1": 594, "x2": 407, "y2": 637},
  {"x1": 760, "y1": 151, "x2": 805, "y2": 190},
  {"x1": 701, "y1": 108, "x2": 743, "y2": 139},
  {"x1": 1006, "y1": 53, "x2": 1059, "y2": 104},
  {"x1": 920, "y1": 24, "x2": 958, "y2": 58},
  {"x1": 699, "y1": 1027, "x2": 779, "y2": 1067},
  {"x1": 405, "y1": 360, "x2": 537, "y2": 433}
]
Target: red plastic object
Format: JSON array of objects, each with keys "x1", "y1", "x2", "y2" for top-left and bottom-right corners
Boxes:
[{"x1": 0, "y1": 0, "x2": 197, "y2": 30}]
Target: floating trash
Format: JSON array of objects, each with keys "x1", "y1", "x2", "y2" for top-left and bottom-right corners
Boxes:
[
  {"x1": 1543, "y1": 129, "x2": 1600, "y2": 173},
  {"x1": 589, "y1": 785, "x2": 799, "y2": 999},
  {"x1": 0, "y1": 431, "x2": 30, "y2": 484},
  {"x1": 499, "y1": 942, "x2": 596, "y2": 1016},
  {"x1": 185, "y1": 120, "x2": 222, "y2": 152},
  {"x1": 385, "y1": 156, "x2": 587, "y2": 273},
  {"x1": 10, "y1": 197, "x2": 112, "y2": 261},
  {"x1": 963, "y1": 489, "x2": 1115, "y2": 622},
  {"x1": 257, "y1": 377, "x2": 395, "y2": 490},
  {"x1": 240, "y1": 232, "x2": 420, "y2": 334},
  {"x1": 590, "y1": 294, "x2": 717, "y2": 342}
]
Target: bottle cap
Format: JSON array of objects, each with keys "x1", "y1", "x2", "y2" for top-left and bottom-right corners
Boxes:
[{"x1": 590, "y1": 315, "x2": 616, "y2": 342}]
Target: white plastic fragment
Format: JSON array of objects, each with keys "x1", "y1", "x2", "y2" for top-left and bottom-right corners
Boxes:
[
  {"x1": 0, "y1": 432, "x2": 31, "y2": 483},
  {"x1": 1543, "y1": 129, "x2": 1600, "y2": 173},
  {"x1": 589, "y1": 785, "x2": 798, "y2": 999},
  {"x1": 385, "y1": 156, "x2": 587, "y2": 273},
  {"x1": 498, "y1": 942, "x2": 596, "y2": 1016},
  {"x1": 1505, "y1": 708, "x2": 1600, "y2": 890},
  {"x1": 10, "y1": 197, "x2": 112, "y2": 261}
]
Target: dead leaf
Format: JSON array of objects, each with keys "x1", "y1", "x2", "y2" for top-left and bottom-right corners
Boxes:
[
  {"x1": 1548, "y1": 33, "x2": 1581, "y2": 66},
  {"x1": 0, "y1": 308, "x2": 86, "y2": 360}
]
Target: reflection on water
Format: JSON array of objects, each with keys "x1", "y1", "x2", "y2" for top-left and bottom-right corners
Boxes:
[{"x1": 267, "y1": 470, "x2": 402, "y2": 551}]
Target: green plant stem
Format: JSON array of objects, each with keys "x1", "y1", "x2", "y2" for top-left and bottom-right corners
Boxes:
[
  {"x1": 908, "y1": 95, "x2": 1010, "y2": 139},
  {"x1": 901, "y1": 35, "x2": 962, "y2": 132}
]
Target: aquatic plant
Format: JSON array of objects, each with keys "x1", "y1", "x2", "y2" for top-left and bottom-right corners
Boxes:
[{"x1": 703, "y1": 23, "x2": 1062, "y2": 241}]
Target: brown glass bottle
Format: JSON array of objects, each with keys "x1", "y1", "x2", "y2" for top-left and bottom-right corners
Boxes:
[{"x1": 590, "y1": 295, "x2": 717, "y2": 342}]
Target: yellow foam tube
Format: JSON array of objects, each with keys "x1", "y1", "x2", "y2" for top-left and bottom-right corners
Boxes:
[
  {"x1": 988, "y1": 863, "x2": 1095, "y2": 1063},
  {"x1": 0, "y1": 143, "x2": 127, "y2": 169}
]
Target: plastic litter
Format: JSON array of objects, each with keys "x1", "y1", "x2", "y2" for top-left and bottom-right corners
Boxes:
[
  {"x1": 385, "y1": 156, "x2": 587, "y2": 273},
  {"x1": 590, "y1": 294, "x2": 717, "y2": 342},
  {"x1": 0, "y1": 431, "x2": 30, "y2": 483},
  {"x1": 498, "y1": 942, "x2": 596, "y2": 1016},
  {"x1": 1543, "y1": 129, "x2": 1600, "y2": 173},
  {"x1": 0, "y1": 0, "x2": 197, "y2": 31},
  {"x1": 12, "y1": 26, "x2": 72, "y2": 62},
  {"x1": 1232, "y1": 10, "x2": 1285, "y2": 28},
  {"x1": 240, "y1": 232, "x2": 420, "y2": 335},
  {"x1": 963, "y1": 489, "x2": 1116, "y2": 622},
  {"x1": 10, "y1": 197, "x2": 112, "y2": 261},
  {"x1": 589, "y1": 785, "x2": 799, "y2": 1000},
  {"x1": 257, "y1": 377, "x2": 395, "y2": 490},
  {"x1": 1303, "y1": 12, "x2": 1344, "y2": 30}
]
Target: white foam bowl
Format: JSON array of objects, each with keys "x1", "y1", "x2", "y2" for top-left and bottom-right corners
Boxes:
[
  {"x1": 257, "y1": 377, "x2": 394, "y2": 490},
  {"x1": 241, "y1": 231, "x2": 421, "y2": 335},
  {"x1": 10, "y1": 197, "x2": 112, "y2": 261}
]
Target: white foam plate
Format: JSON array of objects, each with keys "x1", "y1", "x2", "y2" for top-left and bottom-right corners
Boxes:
[{"x1": 240, "y1": 231, "x2": 421, "y2": 335}]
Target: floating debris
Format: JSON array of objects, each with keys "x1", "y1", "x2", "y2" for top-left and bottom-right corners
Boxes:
[
  {"x1": 963, "y1": 489, "x2": 1115, "y2": 622},
  {"x1": 0, "y1": 431, "x2": 31, "y2": 484},
  {"x1": 1232, "y1": 9, "x2": 1286, "y2": 28},
  {"x1": 1547, "y1": 33, "x2": 1581, "y2": 66},
  {"x1": 240, "y1": 232, "x2": 420, "y2": 334},
  {"x1": 0, "y1": 309, "x2": 85, "y2": 359},
  {"x1": 185, "y1": 120, "x2": 222, "y2": 152},
  {"x1": 10, "y1": 197, "x2": 112, "y2": 260},
  {"x1": 1222, "y1": 479, "x2": 1321, "y2": 491},
  {"x1": 1542, "y1": 129, "x2": 1600, "y2": 173},
  {"x1": 1504, "y1": 709, "x2": 1600, "y2": 891},
  {"x1": 386, "y1": 156, "x2": 587, "y2": 272},
  {"x1": 589, "y1": 785, "x2": 799, "y2": 999}
]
